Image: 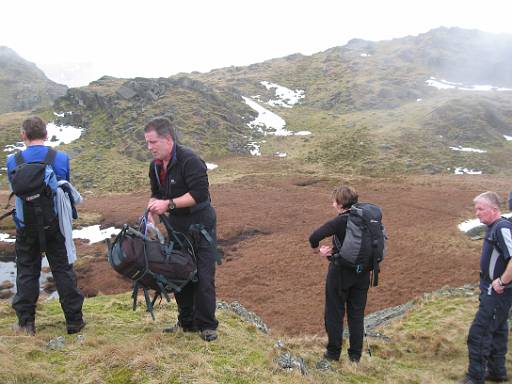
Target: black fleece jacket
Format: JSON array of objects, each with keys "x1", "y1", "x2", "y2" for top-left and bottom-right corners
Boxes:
[
  {"x1": 149, "y1": 144, "x2": 210, "y2": 214},
  {"x1": 309, "y1": 213, "x2": 348, "y2": 252}
]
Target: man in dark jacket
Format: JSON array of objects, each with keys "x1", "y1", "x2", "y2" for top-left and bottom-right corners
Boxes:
[
  {"x1": 309, "y1": 185, "x2": 370, "y2": 363},
  {"x1": 144, "y1": 116, "x2": 218, "y2": 342},
  {"x1": 7, "y1": 116, "x2": 85, "y2": 336},
  {"x1": 459, "y1": 192, "x2": 512, "y2": 384}
]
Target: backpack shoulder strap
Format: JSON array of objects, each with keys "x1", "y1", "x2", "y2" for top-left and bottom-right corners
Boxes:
[
  {"x1": 44, "y1": 148, "x2": 57, "y2": 166},
  {"x1": 14, "y1": 151, "x2": 25, "y2": 166}
]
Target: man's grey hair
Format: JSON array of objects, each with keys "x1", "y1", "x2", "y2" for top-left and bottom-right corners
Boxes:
[
  {"x1": 144, "y1": 116, "x2": 177, "y2": 141},
  {"x1": 473, "y1": 191, "x2": 502, "y2": 209}
]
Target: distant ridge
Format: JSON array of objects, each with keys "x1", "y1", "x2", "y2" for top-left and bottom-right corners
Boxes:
[{"x1": 0, "y1": 46, "x2": 67, "y2": 113}]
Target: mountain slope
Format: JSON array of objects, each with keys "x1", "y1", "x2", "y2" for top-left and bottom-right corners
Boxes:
[
  {"x1": 2, "y1": 27, "x2": 512, "y2": 192},
  {"x1": 0, "y1": 47, "x2": 67, "y2": 113}
]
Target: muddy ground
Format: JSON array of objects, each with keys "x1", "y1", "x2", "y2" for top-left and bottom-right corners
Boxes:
[{"x1": 1, "y1": 175, "x2": 509, "y2": 336}]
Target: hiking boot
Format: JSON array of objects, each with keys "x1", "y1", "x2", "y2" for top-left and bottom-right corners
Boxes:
[
  {"x1": 323, "y1": 351, "x2": 340, "y2": 362},
  {"x1": 67, "y1": 320, "x2": 86, "y2": 335},
  {"x1": 349, "y1": 356, "x2": 361, "y2": 363},
  {"x1": 162, "y1": 322, "x2": 197, "y2": 334},
  {"x1": 456, "y1": 375, "x2": 478, "y2": 384},
  {"x1": 12, "y1": 321, "x2": 35, "y2": 336},
  {"x1": 199, "y1": 329, "x2": 217, "y2": 342},
  {"x1": 485, "y1": 373, "x2": 509, "y2": 382}
]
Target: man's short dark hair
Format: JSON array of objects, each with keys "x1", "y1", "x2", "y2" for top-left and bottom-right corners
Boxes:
[
  {"x1": 144, "y1": 117, "x2": 177, "y2": 141},
  {"x1": 22, "y1": 116, "x2": 47, "y2": 140}
]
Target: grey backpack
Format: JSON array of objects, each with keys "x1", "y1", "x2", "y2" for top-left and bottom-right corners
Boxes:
[{"x1": 333, "y1": 203, "x2": 387, "y2": 286}]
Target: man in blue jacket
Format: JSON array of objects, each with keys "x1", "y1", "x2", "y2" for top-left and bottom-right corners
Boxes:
[
  {"x1": 459, "y1": 191, "x2": 512, "y2": 384},
  {"x1": 6, "y1": 116, "x2": 84, "y2": 336},
  {"x1": 145, "y1": 116, "x2": 218, "y2": 342}
]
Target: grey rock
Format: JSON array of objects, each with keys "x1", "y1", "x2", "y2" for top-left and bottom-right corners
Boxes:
[
  {"x1": 217, "y1": 301, "x2": 269, "y2": 333},
  {"x1": 47, "y1": 336, "x2": 65, "y2": 350},
  {"x1": 275, "y1": 352, "x2": 308, "y2": 375}
]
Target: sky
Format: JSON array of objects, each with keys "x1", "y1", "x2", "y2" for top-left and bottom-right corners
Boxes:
[{"x1": 2, "y1": 0, "x2": 512, "y2": 87}]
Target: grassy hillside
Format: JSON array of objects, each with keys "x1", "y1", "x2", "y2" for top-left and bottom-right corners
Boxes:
[{"x1": 0, "y1": 287, "x2": 500, "y2": 383}]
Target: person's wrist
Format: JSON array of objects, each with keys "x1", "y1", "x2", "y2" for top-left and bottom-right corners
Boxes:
[
  {"x1": 499, "y1": 276, "x2": 508, "y2": 286},
  {"x1": 168, "y1": 199, "x2": 176, "y2": 211}
]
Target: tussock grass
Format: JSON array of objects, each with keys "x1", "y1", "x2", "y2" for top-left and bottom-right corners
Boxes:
[{"x1": 0, "y1": 288, "x2": 505, "y2": 383}]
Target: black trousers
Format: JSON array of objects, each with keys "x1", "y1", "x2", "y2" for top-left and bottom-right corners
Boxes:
[
  {"x1": 466, "y1": 288, "x2": 512, "y2": 383},
  {"x1": 12, "y1": 222, "x2": 84, "y2": 326},
  {"x1": 166, "y1": 205, "x2": 218, "y2": 331},
  {"x1": 324, "y1": 262, "x2": 370, "y2": 360}
]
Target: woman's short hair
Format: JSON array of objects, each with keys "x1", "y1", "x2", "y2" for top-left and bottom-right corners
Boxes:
[
  {"x1": 332, "y1": 185, "x2": 358, "y2": 208},
  {"x1": 144, "y1": 117, "x2": 176, "y2": 141},
  {"x1": 22, "y1": 116, "x2": 47, "y2": 140},
  {"x1": 474, "y1": 191, "x2": 502, "y2": 209}
]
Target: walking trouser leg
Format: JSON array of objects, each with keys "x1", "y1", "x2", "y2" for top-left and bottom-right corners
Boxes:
[
  {"x1": 346, "y1": 278, "x2": 369, "y2": 361},
  {"x1": 467, "y1": 293, "x2": 502, "y2": 383},
  {"x1": 44, "y1": 228, "x2": 84, "y2": 324},
  {"x1": 486, "y1": 293, "x2": 512, "y2": 378},
  {"x1": 193, "y1": 235, "x2": 218, "y2": 330},
  {"x1": 12, "y1": 231, "x2": 41, "y2": 325},
  {"x1": 324, "y1": 263, "x2": 345, "y2": 359}
]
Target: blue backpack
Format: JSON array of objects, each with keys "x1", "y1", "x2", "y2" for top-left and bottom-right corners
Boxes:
[{"x1": 8, "y1": 148, "x2": 58, "y2": 251}]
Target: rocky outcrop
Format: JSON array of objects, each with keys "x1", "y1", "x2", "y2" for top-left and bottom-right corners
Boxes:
[{"x1": 0, "y1": 46, "x2": 67, "y2": 113}]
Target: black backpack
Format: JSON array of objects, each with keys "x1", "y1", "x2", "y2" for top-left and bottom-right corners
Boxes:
[
  {"x1": 333, "y1": 203, "x2": 387, "y2": 287},
  {"x1": 8, "y1": 148, "x2": 58, "y2": 252},
  {"x1": 107, "y1": 213, "x2": 199, "y2": 319}
]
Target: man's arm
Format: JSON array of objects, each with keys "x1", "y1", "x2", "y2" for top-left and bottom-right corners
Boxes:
[
  {"x1": 147, "y1": 193, "x2": 197, "y2": 215},
  {"x1": 491, "y1": 224, "x2": 512, "y2": 294}
]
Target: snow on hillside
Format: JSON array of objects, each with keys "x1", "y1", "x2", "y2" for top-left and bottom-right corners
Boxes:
[
  {"x1": 4, "y1": 122, "x2": 83, "y2": 152},
  {"x1": 260, "y1": 81, "x2": 305, "y2": 108},
  {"x1": 426, "y1": 77, "x2": 512, "y2": 92}
]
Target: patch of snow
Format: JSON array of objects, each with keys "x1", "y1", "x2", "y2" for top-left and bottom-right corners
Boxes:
[
  {"x1": 504, "y1": 135, "x2": 512, "y2": 141},
  {"x1": 294, "y1": 131, "x2": 312, "y2": 136},
  {"x1": 458, "y1": 218, "x2": 482, "y2": 233},
  {"x1": 260, "y1": 81, "x2": 305, "y2": 108},
  {"x1": 206, "y1": 162, "x2": 218, "y2": 170},
  {"x1": 72, "y1": 225, "x2": 120, "y2": 244},
  {"x1": 53, "y1": 111, "x2": 73, "y2": 117},
  {"x1": 4, "y1": 122, "x2": 83, "y2": 152},
  {"x1": 275, "y1": 152, "x2": 287, "y2": 158},
  {"x1": 0, "y1": 233, "x2": 16, "y2": 243},
  {"x1": 242, "y1": 96, "x2": 291, "y2": 136},
  {"x1": 458, "y1": 213, "x2": 512, "y2": 233},
  {"x1": 426, "y1": 77, "x2": 512, "y2": 92},
  {"x1": 449, "y1": 146, "x2": 487, "y2": 153},
  {"x1": 416, "y1": 98, "x2": 422, "y2": 102},
  {"x1": 454, "y1": 167, "x2": 482, "y2": 175},
  {"x1": 360, "y1": 53, "x2": 371, "y2": 57},
  {"x1": 0, "y1": 258, "x2": 51, "y2": 295},
  {"x1": 247, "y1": 141, "x2": 261, "y2": 156}
]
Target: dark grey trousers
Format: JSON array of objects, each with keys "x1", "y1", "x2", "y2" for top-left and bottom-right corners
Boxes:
[
  {"x1": 12, "y1": 223, "x2": 84, "y2": 326},
  {"x1": 166, "y1": 206, "x2": 218, "y2": 331},
  {"x1": 466, "y1": 289, "x2": 512, "y2": 383},
  {"x1": 324, "y1": 263, "x2": 370, "y2": 360}
]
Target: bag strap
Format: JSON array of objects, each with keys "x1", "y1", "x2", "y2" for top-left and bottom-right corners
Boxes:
[
  {"x1": 14, "y1": 151, "x2": 25, "y2": 166},
  {"x1": 44, "y1": 148, "x2": 57, "y2": 166},
  {"x1": 188, "y1": 223, "x2": 222, "y2": 265}
]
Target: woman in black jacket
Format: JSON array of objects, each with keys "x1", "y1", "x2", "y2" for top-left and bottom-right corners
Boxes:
[{"x1": 309, "y1": 185, "x2": 370, "y2": 363}]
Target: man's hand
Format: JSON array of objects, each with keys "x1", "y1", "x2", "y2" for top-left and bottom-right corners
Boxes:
[
  {"x1": 492, "y1": 278, "x2": 505, "y2": 294},
  {"x1": 147, "y1": 199, "x2": 169, "y2": 215}
]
